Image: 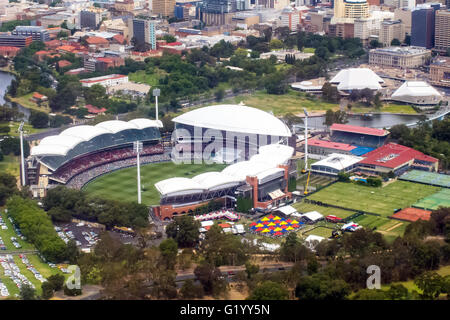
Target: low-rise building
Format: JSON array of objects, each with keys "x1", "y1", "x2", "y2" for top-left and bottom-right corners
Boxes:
[
  {"x1": 369, "y1": 46, "x2": 431, "y2": 69},
  {"x1": 80, "y1": 74, "x2": 128, "y2": 88},
  {"x1": 429, "y1": 56, "x2": 450, "y2": 88}
]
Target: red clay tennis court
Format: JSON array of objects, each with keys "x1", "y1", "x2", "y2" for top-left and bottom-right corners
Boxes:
[{"x1": 391, "y1": 207, "x2": 432, "y2": 222}]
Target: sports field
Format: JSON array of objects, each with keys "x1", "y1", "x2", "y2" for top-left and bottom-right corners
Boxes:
[
  {"x1": 399, "y1": 170, "x2": 450, "y2": 188},
  {"x1": 293, "y1": 202, "x2": 354, "y2": 219},
  {"x1": 304, "y1": 226, "x2": 333, "y2": 239},
  {"x1": 83, "y1": 162, "x2": 227, "y2": 205},
  {"x1": 307, "y1": 181, "x2": 440, "y2": 217},
  {"x1": 412, "y1": 188, "x2": 450, "y2": 211}
]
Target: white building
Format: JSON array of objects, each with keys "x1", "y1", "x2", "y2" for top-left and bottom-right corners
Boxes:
[
  {"x1": 330, "y1": 68, "x2": 385, "y2": 91},
  {"x1": 278, "y1": 6, "x2": 302, "y2": 31},
  {"x1": 80, "y1": 74, "x2": 129, "y2": 88},
  {"x1": 391, "y1": 81, "x2": 443, "y2": 105},
  {"x1": 310, "y1": 153, "x2": 364, "y2": 176}
]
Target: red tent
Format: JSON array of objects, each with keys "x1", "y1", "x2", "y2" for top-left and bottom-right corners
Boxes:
[
  {"x1": 268, "y1": 226, "x2": 275, "y2": 230},
  {"x1": 268, "y1": 214, "x2": 274, "y2": 219},
  {"x1": 262, "y1": 221, "x2": 270, "y2": 225},
  {"x1": 292, "y1": 224, "x2": 300, "y2": 228},
  {"x1": 249, "y1": 222, "x2": 257, "y2": 226},
  {"x1": 280, "y1": 225, "x2": 287, "y2": 229},
  {"x1": 286, "y1": 219, "x2": 292, "y2": 223},
  {"x1": 274, "y1": 232, "x2": 283, "y2": 236},
  {"x1": 255, "y1": 228, "x2": 263, "y2": 232}
]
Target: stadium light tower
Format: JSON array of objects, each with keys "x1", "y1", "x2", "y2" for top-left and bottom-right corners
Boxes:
[
  {"x1": 153, "y1": 88, "x2": 160, "y2": 121},
  {"x1": 302, "y1": 108, "x2": 308, "y2": 174},
  {"x1": 18, "y1": 121, "x2": 26, "y2": 186},
  {"x1": 133, "y1": 141, "x2": 143, "y2": 204}
]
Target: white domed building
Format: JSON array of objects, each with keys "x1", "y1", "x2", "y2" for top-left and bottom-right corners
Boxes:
[{"x1": 391, "y1": 81, "x2": 443, "y2": 105}]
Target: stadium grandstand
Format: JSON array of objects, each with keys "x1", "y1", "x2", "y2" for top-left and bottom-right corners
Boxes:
[
  {"x1": 171, "y1": 104, "x2": 292, "y2": 163},
  {"x1": 330, "y1": 123, "x2": 389, "y2": 149},
  {"x1": 310, "y1": 153, "x2": 363, "y2": 176},
  {"x1": 26, "y1": 119, "x2": 164, "y2": 198},
  {"x1": 357, "y1": 143, "x2": 439, "y2": 176},
  {"x1": 153, "y1": 144, "x2": 296, "y2": 220}
]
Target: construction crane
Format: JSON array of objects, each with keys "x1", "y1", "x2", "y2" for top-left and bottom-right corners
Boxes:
[
  {"x1": 304, "y1": 170, "x2": 311, "y2": 195},
  {"x1": 18, "y1": 121, "x2": 26, "y2": 186}
]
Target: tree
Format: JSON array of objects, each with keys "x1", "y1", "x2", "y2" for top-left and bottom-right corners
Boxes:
[
  {"x1": 247, "y1": 281, "x2": 289, "y2": 300},
  {"x1": 29, "y1": 110, "x2": 49, "y2": 129},
  {"x1": 315, "y1": 46, "x2": 329, "y2": 60},
  {"x1": 180, "y1": 279, "x2": 204, "y2": 299},
  {"x1": 214, "y1": 87, "x2": 225, "y2": 101},
  {"x1": 0, "y1": 172, "x2": 18, "y2": 206},
  {"x1": 41, "y1": 281, "x2": 55, "y2": 299},
  {"x1": 415, "y1": 271, "x2": 445, "y2": 300},
  {"x1": 323, "y1": 110, "x2": 348, "y2": 126},
  {"x1": 269, "y1": 39, "x2": 283, "y2": 50},
  {"x1": 391, "y1": 38, "x2": 401, "y2": 46},
  {"x1": 165, "y1": 215, "x2": 200, "y2": 247},
  {"x1": 264, "y1": 72, "x2": 288, "y2": 95},
  {"x1": 370, "y1": 39, "x2": 381, "y2": 48},
  {"x1": 386, "y1": 284, "x2": 410, "y2": 300},
  {"x1": 194, "y1": 262, "x2": 227, "y2": 297},
  {"x1": 295, "y1": 273, "x2": 350, "y2": 300},
  {"x1": 20, "y1": 284, "x2": 37, "y2": 300},
  {"x1": 321, "y1": 82, "x2": 340, "y2": 103},
  {"x1": 245, "y1": 262, "x2": 259, "y2": 279},
  {"x1": 159, "y1": 238, "x2": 178, "y2": 269},
  {"x1": 351, "y1": 288, "x2": 387, "y2": 300}
]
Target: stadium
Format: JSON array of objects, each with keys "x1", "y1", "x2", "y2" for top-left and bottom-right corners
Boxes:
[
  {"x1": 26, "y1": 119, "x2": 165, "y2": 197},
  {"x1": 154, "y1": 144, "x2": 297, "y2": 220},
  {"x1": 171, "y1": 104, "x2": 293, "y2": 163}
]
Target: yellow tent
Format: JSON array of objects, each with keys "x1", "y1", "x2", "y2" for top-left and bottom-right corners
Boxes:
[
  {"x1": 286, "y1": 226, "x2": 294, "y2": 231},
  {"x1": 261, "y1": 228, "x2": 270, "y2": 233},
  {"x1": 261, "y1": 217, "x2": 269, "y2": 221},
  {"x1": 274, "y1": 227, "x2": 282, "y2": 232},
  {"x1": 279, "y1": 221, "x2": 288, "y2": 225},
  {"x1": 256, "y1": 223, "x2": 264, "y2": 227},
  {"x1": 291, "y1": 220, "x2": 299, "y2": 224},
  {"x1": 268, "y1": 222, "x2": 276, "y2": 226},
  {"x1": 273, "y1": 216, "x2": 281, "y2": 220}
]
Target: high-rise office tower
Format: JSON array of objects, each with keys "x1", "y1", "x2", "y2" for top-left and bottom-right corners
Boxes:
[
  {"x1": 411, "y1": 3, "x2": 440, "y2": 49},
  {"x1": 434, "y1": 9, "x2": 450, "y2": 52},
  {"x1": 153, "y1": 0, "x2": 176, "y2": 17},
  {"x1": 131, "y1": 19, "x2": 156, "y2": 50}
]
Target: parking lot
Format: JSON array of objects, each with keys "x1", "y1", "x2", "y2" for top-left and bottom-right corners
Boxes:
[{"x1": 55, "y1": 222, "x2": 102, "y2": 252}]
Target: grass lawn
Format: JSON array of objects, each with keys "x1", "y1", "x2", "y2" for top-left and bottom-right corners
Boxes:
[
  {"x1": 303, "y1": 48, "x2": 316, "y2": 54},
  {"x1": 219, "y1": 90, "x2": 339, "y2": 116},
  {"x1": 304, "y1": 226, "x2": 333, "y2": 238},
  {"x1": 7, "y1": 121, "x2": 46, "y2": 137},
  {"x1": 293, "y1": 202, "x2": 355, "y2": 219},
  {"x1": 8, "y1": 93, "x2": 51, "y2": 113},
  {"x1": 0, "y1": 154, "x2": 20, "y2": 177},
  {"x1": 307, "y1": 181, "x2": 440, "y2": 217},
  {"x1": 128, "y1": 69, "x2": 166, "y2": 86},
  {"x1": 0, "y1": 212, "x2": 35, "y2": 251},
  {"x1": 83, "y1": 161, "x2": 227, "y2": 206}
]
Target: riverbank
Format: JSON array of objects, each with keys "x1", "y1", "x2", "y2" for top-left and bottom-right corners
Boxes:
[{"x1": 6, "y1": 93, "x2": 51, "y2": 114}]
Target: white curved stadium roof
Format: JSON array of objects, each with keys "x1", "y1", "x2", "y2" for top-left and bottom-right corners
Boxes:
[
  {"x1": 172, "y1": 104, "x2": 291, "y2": 137},
  {"x1": 129, "y1": 118, "x2": 163, "y2": 129},
  {"x1": 154, "y1": 177, "x2": 204, "y2": 197},
  {"x1": 330, "y1": 68, "x2": 384, "y2": 91},
  {"x1": 191, "y1": 172, "x2": 242, "y2": 191},
  {"x1": 60, "y1": 125, "x2": 110, "y2": 141},
  {"x1": 31, "y1": 119, "x2": 162, "y2": 157},
  {"x1": 392, "y1": 81, "x2": 442, "y2": 98},
  {"x1": 156, "y1": 143, "x2": 294, "y2": 197},
  {"x1": 95, "y1": 120, "x2": 138, "y2": 134}
]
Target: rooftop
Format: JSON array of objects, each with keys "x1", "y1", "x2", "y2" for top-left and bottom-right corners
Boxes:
[
  {"x1": 311, "y1": 153, "x2": 364, "y2": 171},
  {"x1": 330, "y1": 123, "x2": 388, "y2": 137},
  {"x1": 307, "y1": 139, "x2": 356, "y2": 151},
  {"x1": 330, "y1": 68, "x2": 384, "y2": 91},
  {"x1": 358, "y1": 143, "x2": 438, "y2": 169}
]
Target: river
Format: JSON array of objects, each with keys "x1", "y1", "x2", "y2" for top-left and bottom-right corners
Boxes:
[
  {"x1": 306, "y1": 113, "x2": 425, "y2": 130},
  {"x1": 0, "y1": 71, "x2": 30, "y2": 120}
]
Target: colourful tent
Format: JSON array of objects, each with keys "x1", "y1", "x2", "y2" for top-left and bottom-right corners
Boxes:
[
  {"x1": 268, "y1": 226, "x2": 275, "y2": 230},
  {"x1": 273, "y1": 216, "x2": 281, "y2": 220},
  {"x1": 249, "y1": 222, "x2": 257, "y2": 226},
  {"x1": 274, "y1": 232, "x2": 283, "y2": 236},
  {"x1": 274, "y1": 227, "x2": 282, "y2": 232},
  {"x1": 261, "y1": 217, "x2": 270, "y2": 221},
  {"x1": 280, "y1": 225, "x2": 287, "y2": 229},
  {"x1": 291, "y1": 220, "x2": 299, "y2": 224},
  {"x1": 262, "y1": 221, "x2": 270, "y2": 225},
  {"x1": 267, "y1": 222, "x2": 276, "y2": 226},
  {"x1": 279, "y1": 221, "x2": 288, "y2": 225},
  {"x1": 261, "y1": 228, "x2": 270, "y2": 233},
  {"x1": 255, "y1": 228, "x2": 263, "y2": 232},
  {"x1": 268, "y1": 214, "x2": 274, "y2": 219},
  {"x1": 286, "y1": 226, "x2": 294, "y2": 231},
  {"x1": 286, "y1": 219, "x2": 292, "y2": 223},
  {"x1": 256, "y1": 223, "x2": 264, "y2": 227},
  {"x1": 292, "y1": 224, "x2": 300, "y2": 228}
]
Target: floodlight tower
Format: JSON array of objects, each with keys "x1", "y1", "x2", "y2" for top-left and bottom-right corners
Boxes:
[
  {"x1": 133, "y1": 141, "x2": 143, "y2": 204},
  {"x1": 18, "y1": 121, "x2": 26, "y2": 186},
  {"x1": 153, "y1": 88, "x2": 160, "y2": 121},
  {"x1": 302, "y1": 108, "x2": 308, "y2": 174}
]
